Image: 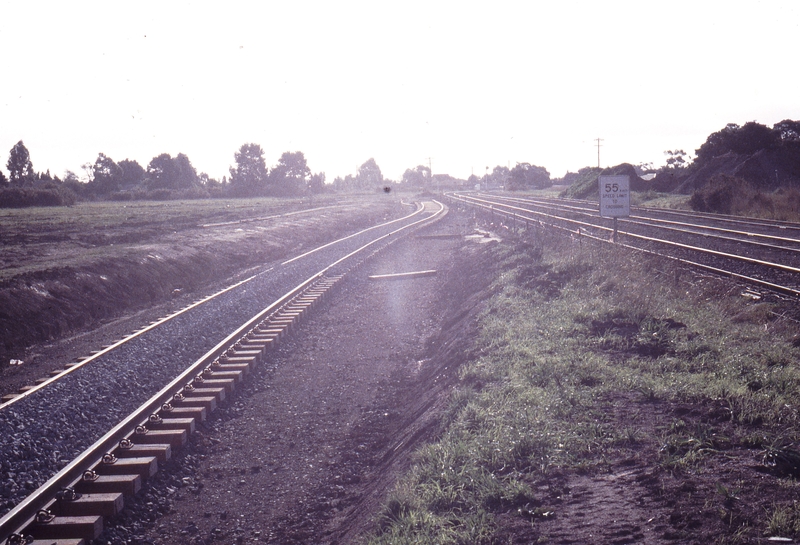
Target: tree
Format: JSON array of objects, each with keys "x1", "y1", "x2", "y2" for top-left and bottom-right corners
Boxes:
[
  {"x1": 118, "y1": 159, "x2": 146, "y2": 190},
  {"x1": 489, "y1": 165, "x2": 509, "y2": 187},
  {"x1": 172, "y1": 153, "x2": 199, "y2": 189},
  {"x1": 333, "y1": 174, "x2": 356, "y2": 192},
  {"x1": 663, "y1": 150, "x2": 689, "y2": 169},
  {"x1": 401, "y1": 165, "x2": 430, "y2": 188},
  {"x1": 695, "y1": 121, "x2": 779, "y2": 162},
  {"x1": 147, "y1": 153, "x2": 178, "y2": 190},
  {"x1": 774, "y1": 119, "x2": 800, "y2": 143},
  {"x1": 89, "y1": 153, "x2": 123, "y2": 194},
  {"x1": 7, "y1": 140, "x2": 34, "y2": 186},
  {"x1": 146, "y1": 153, "x2": 198, "y2": 191},
  {"x1": 309, "y1": 172, "x2": 326, "y2": 194},
  {"x1": 0, "y1": 169, "x2": 7, "y2": 187},
  {"x1": 61, "y1": 170, "x2": 84, "y2": 197},
  {"x1": 356, "y1": 158, "x2": 383, "y2": 190},
  {"x1": 268, "y1": 151, "x2": 311, "y2": 196},
  {"x1": 731, "y1": 122, "x2": 778, "y2": 154},
  {"x1": 230, "y1": 143, "x2": 269, "y2": 197},
  {"x1": 506, "y1": 163, "x2": 551, "y2": 190},
  {"x1": 37, "y1": 170, "x2": 54, "y2": 183}
]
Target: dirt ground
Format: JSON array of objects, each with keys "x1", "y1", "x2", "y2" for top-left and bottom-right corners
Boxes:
[{"x1": 114, "y1": 216, "x2": 479, "y2": 545}]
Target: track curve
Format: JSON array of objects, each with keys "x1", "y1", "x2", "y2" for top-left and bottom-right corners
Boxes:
[{"x1": 0, "y1": 200, "x2": 445, "y2": 542}]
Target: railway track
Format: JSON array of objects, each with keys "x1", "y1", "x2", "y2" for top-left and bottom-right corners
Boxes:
[
  {"x1": 0, "y1": 200, "x2": 445, "y2": 544},
  {"x1": 448, "y1": 192, "x2": 800, "y2": 299}
]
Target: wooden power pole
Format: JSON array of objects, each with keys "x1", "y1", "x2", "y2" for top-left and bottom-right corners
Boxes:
[{"x1": 595, "y1": 137, "x2": 604, "y2": 168}]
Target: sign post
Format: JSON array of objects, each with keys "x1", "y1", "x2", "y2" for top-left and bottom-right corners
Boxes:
[{"x1": 598, "y1": 175, "x2": 630, "y2": 242}]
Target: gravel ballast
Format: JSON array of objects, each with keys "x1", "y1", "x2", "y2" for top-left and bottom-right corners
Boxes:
[{"x1": 0, "y1": 203, "x2": 444, "y2": 524}]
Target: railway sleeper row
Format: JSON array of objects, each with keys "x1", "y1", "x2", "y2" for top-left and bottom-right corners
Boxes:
[{"x1": 3, "y1": 275, "x2": 343, "y2": 545}]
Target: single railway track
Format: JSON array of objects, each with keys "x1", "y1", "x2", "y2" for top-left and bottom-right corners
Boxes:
[
  {"x1": 0, "y1": 200, "x2": 446, "y2": 544},
  {"x1": 448, "y1": 192, "x2": 800, "y2": 298}
]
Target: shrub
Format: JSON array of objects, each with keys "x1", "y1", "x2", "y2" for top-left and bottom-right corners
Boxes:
[
  {"x1": 0, "y1": 186, "x2": 77, "y2": 208},
  {"x1": 690, "y1": 174, "x2": 800, "y2": 220}
]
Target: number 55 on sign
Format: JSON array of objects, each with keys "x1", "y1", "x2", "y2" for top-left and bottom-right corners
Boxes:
[{"x1": 598, "y1": 175, "x2": 630, "y2": 218}]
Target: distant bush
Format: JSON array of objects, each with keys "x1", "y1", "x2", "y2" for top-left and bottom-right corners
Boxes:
[
  {"x1": 103, "y1": 187, "x2": 211, "y2": 201},
  {"x1": 688, "y1": 174, "x2": 747, "y2": 214},
  {"x1": 559, "y1": 164, "x2": 645, "y2": 200},
  {"x1": 689, "y1": 174, "x2": 800, "y2": 220},
  {"x1": 0, "y1": 186, "x2": 77, "y2": 208},
  {"x1": 558, "y1": 167, "x2": 603, "y2": 199}
]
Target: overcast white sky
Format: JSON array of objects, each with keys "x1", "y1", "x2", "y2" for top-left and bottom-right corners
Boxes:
[{"x1": 1, "y1": 1, "x2": 798, "y2": 183}]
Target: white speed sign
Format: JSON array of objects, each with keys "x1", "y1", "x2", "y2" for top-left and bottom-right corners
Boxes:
[{"x1": 598, "y1": 175, "x2": 630, "y2": 218}]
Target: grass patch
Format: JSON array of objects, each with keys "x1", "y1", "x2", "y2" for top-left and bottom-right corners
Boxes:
[
  {"x1": 631, "y1": 190, "x2": 691, "y2": 209},
  {"x1": 366, "y1": 222, "x2": 800, "y2": 543}
]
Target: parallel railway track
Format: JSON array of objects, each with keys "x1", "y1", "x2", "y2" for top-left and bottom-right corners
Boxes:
[
  {"x1": 448, "y1": 192, "x2": 800, "y2": 299},
  {"x1": 0, "y1": 200, "x2": 445, "y2": 544}
]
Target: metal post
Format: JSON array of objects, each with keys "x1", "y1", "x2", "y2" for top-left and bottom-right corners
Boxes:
[{"x1": 613, "y1": 217, "x2": 618, "y2": 243}]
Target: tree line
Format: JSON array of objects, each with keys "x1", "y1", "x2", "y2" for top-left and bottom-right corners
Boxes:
[
  {"x1": 0, "y1": 139, "x2": 553, "y2": 207},
  {"x1": 0, "y1": 142, "x2": 331, "y2": 206}
]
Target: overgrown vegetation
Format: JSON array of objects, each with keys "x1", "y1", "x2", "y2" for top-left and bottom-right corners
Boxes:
[
  {"x1": 367, "y1": 229, "x2": 800, "y2": 543},
  {"x1": 689, "y1": 174, "x2": 800, "y2": 221}
]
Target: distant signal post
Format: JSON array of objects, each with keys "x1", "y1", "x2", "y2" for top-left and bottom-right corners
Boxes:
[{"x1": 598, "y1": 175, "x2": 630, "y2": 243}]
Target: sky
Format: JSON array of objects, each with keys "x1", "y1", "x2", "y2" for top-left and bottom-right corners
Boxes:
[{"x1": 1, "y1": 1, "x2": 798, "y2": 183}]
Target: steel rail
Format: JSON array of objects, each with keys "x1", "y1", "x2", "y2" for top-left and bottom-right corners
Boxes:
[
  {"x1": 200, "y1": 204, "x2": 347, "y2": 228},
  {"x1": 0, "y1": 272, "x2": 319, "y2": 542},
  {"x1": 320, "y1": 200, "x2": 446, "y2": 274},
  {"x1": 631, "y1": 203, "x2": 800, "y2": 232},
  {"x1": 282, "y1": 200, "x2": 424, "y2": 265},
  {"x1": 455, "y1": 193, "x2": 800, "y2": 274},
  {"x1": 0, "y1": 199, "x2": 445, "y2": 543},
  {"x1": 448, "y1": 193, "x2": 800, "y2": 296},
  {"x1": 477, "y1": 193, "x2": 800, "y2": 247},
  {"x1": 480, "y1": 192, "x2": 800, "y2": 234},
  {"x1": 0, "y1": 201, "x2": 423, "y2": 410},
  {"x1": 0, "y1": 272, "x2": 264, "y2": 409},
  {"x1": 491, "y1": 193, "x2": 800, "y2": 255}
]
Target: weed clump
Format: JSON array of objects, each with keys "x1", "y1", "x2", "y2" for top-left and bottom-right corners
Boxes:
[{"x1": 576, "y1": 308, "x2": 687, "y2": 358}]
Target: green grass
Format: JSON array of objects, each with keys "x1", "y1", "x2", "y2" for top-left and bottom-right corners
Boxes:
[
  {"x1": 365, "y1": 226, "x2": 800, "y2": 543},
  {"x1": 631, "y1": 190, "x2": 691, "y2": 209}
]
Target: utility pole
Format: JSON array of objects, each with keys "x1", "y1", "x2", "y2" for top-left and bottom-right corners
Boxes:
[
  {"x1": 595, "y1": 138, "x2": 604, "y2": 168},
  {"x1": 426, "y1": 157, "x2": 434, "y2": 192}
]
